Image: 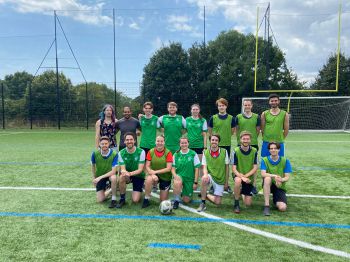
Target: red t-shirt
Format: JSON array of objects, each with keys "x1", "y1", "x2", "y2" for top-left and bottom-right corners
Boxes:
[{"x1": 146, "y1": 149, "x2": 173, "y2": 162}]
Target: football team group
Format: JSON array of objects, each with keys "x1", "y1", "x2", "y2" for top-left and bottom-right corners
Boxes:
[{"x1": 91, "y1": 94, "x2": 291, "y2": 216}]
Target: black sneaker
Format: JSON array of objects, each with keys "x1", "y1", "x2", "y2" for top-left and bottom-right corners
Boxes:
[
  {"x1": 141, "y1": 199, "x2": 150, "y2": 208},
  {"x1": 263, "y1": 206, "x2": 270, "y2": 216},
  {"x1": 115, "y1": 199, "x2": 125, "y2": 208},
  {"x1": 233, "y1": 204, "x2": 240, "y2": 214},
  {"x1": 173, "y1": 200, "x2": 179, "y2": 209},
  {"x1": 251, "y1": 186, "x2": 258, "y2": 195},
  {"x1": 109, "y1": 200, "x2": 117, "y2": 208},
  {"x1": 225, "y1": 185, "x2": 233, "y2": 193}
]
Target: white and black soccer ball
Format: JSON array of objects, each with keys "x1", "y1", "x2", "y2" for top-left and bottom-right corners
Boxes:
[{"x1": 159, "y1": 200, "x2": 173, "y2": 215}]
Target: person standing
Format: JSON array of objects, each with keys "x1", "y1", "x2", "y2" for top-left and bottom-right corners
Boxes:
[
  {"x1": 261, "y1": 142, "x2": 292, "y2": 216},
  {"x1": 197, "y1": 134, "x2": 230, "y2": 212},
  {"x1": 186, "y1": 104, "x2": 207, "y2": 162},
  {"x1": 208, "y1": 98, "x2": 235, "y2": 157},
  {"x1": 116, "y1": 106, "x2": 141, "y2": 151},
  {"x1": 116, "y1": 132, "x2": 145, "y2": 208},
  {"x1": 172, "y1": 137, "x2": 201, "y2": 209},
  {"x1": 95, "y1": 104, "x2": 118, "y2": 150},
  {"x1": 158, "y1": 102, "x2": 186, "y2": 154},
  {"x1": 260, "y1": 94, "x2": 289, "y2": 157},
  {"x1": 139, "y1": 102, "x2": 160, "y2": 155},
  {"x1": 231, "y1": 131, "x2": 258, "y2": 213}
]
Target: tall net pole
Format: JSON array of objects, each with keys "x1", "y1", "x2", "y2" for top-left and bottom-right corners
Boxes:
[
  {"x1": 54, "y1": 11, "x2": 61, "y2": 129},
  {"x1": 113, "y1": 8, "x2": 117, "y2": 111}
]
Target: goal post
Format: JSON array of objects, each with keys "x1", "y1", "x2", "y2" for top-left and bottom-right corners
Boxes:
[{"x1": 242, "y1": 96, "x2": 350, "y2": 132}]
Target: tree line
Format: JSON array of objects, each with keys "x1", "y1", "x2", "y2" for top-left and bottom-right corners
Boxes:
[{"x1": 1, "y1": 29, "x2": 349, "y2": 127}]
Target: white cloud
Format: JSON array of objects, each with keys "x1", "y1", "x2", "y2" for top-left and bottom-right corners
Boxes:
[
  {"x1": 0, "y1": 0, "x2": 112, "y2": 26},
  {"x1": 167, "y1": 14, "x2": 202, "y2": 37},
  {"x1": 129, "y1": 21, "x2": 140, "y2": 30}
]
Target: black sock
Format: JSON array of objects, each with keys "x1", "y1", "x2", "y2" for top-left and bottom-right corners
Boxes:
[
  {"x1": 201, "y1": 200, "x2": 206, "y2": 204},
  {"x1": 120, "y1": 194, "x2": 126, "y2": 200},
  {"x1": 234, "y1": 199, "x2": 239, "y2": 206}
]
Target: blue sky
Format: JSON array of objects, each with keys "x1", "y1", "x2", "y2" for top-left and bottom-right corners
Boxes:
[{"x1": 0, "y1": 0, "x2": 349, "y2": 98}]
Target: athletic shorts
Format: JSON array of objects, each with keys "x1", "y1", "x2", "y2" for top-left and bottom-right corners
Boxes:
[
  {"x1": 96, "y1": 177, "x2": 110, "y2": 192},
  {"x1": 190, "y1": 148, "x2": 204, "y2": 155},
  {"x1": 207, "y1": 174, "x2": 224, "y2": 197},
  {"x1": 219, "y1": 145, "x2": 231, "y2": 157},
  {"x1": 178, "y1": 176, "x2": 194, "y2": 197},
  {"x1": 127, "y1": 176, "x2": 145, "y2": 193},
  {"x1": 157, "y1": 178, "x2": 171, "y2": 191},
  {"x1": 140, "y1": 147, "x2": 150, "y2": 155},
  {"x1": 271, "y1": 183, "x2": 287, "y2": 205},
  {"x1": 261, "y1": 141, "x2": 285, "y2": 157},
  {"x1": 234, "y1": 176, "x2": 254, "y2": 196}
]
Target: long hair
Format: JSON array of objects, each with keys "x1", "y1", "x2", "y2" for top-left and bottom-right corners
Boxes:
[
  {"x1": 99, "y1": 104, "x2": 116, "y2": 124},
  {"x1": 191, "y1": 103, "x2": 202, "y2": 119}
]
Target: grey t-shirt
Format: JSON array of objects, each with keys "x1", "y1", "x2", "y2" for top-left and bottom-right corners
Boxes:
[{"x1": 116, "y1": 117, "x2": 141, "y2": 148}]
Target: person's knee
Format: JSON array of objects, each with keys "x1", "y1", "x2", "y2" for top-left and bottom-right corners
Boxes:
[
  {"x1": 96, "y1": 195, "x2": 105, "y2": 203},
  {"x1": 244, "y1": 197, "x2": 252, "y2": 206},
  {"x1": 264, "y1": 177, "x2": 272, "y2": 185},
  {"x1": 234, "y1": 177, "x2": 242, "y2": 185},
  {"x1": 214, "y1": 197, "x2": 222, "y2": 205},
  {"x1": 201, "y1": 175, "x2": 210, "y2": 185},
  {"x1": 110, "y1": 175, "x2": 117, "y2": 183},
  {"x1": 182, "y1": 197, "x2": 191, "y2": 203},
  {"x1": 277, "y1": 202, "x2": 287, "y2": 212}
]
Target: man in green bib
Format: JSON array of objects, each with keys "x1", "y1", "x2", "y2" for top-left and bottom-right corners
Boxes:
[
  {"x1": 261, "y1": 142, "x2": 292, "y2": 216},
  {"x1": 116, "y1": 132, "x2": 146, "y2": 208},
  {"x1": 158, "y1": 102, "x2": 186, "y2": 154},
  {"x1": 197, "y1": 134, "x2": 230, "y2": 212},
  {"x1": 231, "y1": 131, "x2": 258, "y2": 213},
  {"x1": 91, "y1": 136, "x2": 118, "y2": 208},
  {"x1": 261, "y1": 94, "x2": 289, "y2": 157}
]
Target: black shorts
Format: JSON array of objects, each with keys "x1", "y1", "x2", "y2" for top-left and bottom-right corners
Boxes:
[
  {"x1": 234, "y1": 175, "x2": 254, "y2": 196},
  {"x1": 140, "y1": 147, "x2": 151, "y2": 155},
  {"x1": 96, "y1": 177, "x2": 110, "y2": 192},
  {"x1": 190, "y1": 148, "x2": 204, "y2": 154},
  {"x1": 219, "y1": 145, "x2": 231, "y2": 157},
  {"x1": 271, "y1": 183, "x2": 287, "y2": 205},
  {"x1": 157, "y1": 178, "x2": 171, "y2": 191},
  {"x1": 129, "y1": 176, "x2": 145, "y2": 192}
]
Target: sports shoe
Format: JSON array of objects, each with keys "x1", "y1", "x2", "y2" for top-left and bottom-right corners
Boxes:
[
  {"x1": 233, "y1": 204, "x2": 240, "y2": 214},
  {"x1": 263, "y1": 206, "x2": 270, "y2": 216},
  {"x1": 197, "y1": 203, "x2": 206, "y2": 212},
  {"x1": 141, "y1": 199, "x2": 150, "y2": 208},
  {"x1": 115, "y1": 199, "x2": 126, "y2": 208},
  {"x1": 109, "y1": 200, "x2": 117, "y2": 208},
  {"x1": 251, "y1": 186, "x2": 258, "y2": 195},
  {"x1": 152, "y1": 185, "x2": 158, "y2": 193},
  {"x1": 225, "y1": 185, "x2": 233, "y2": 193},
  {"x1": 173, "y1": 200, "x2": 179, "y2": 209}
]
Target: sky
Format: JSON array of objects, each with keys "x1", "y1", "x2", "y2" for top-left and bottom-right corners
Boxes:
[{"x1": 0, "y1": 0, "x2": 349, "y2": 98}]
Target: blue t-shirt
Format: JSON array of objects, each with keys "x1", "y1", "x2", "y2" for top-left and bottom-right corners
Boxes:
[
  {"x1": 91, "y1": 149, "x2": 118, "y2": 168},
  {"x1": 260, "y1": 156, "x2": 292, "y2": 173}
]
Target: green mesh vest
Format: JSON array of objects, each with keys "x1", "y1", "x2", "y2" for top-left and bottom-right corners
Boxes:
[
  {"x1": 236, "y1": 113, "x2": 259, "y2": 145},
  {"x1": 263, "y1": 110, "x2": 286, "y2": 143},
  {"x1": 149, "y1": 148, "x2": 172, "y2": 181},
  {"x1": 212, "y1": 114, "x2": 233, "y2": 147},
  {"x1": 94, "y1": 150, "x2": 117, "y2": 177},
  {"x1": 234, "y1": 146, "x2": 257, "y2": 184},
  {"x1": 262, "y1": 156, "x2": 287, "y2": 191},
  {"x1": 204, "y1": 148, "x2": 226, "y2": 185}
]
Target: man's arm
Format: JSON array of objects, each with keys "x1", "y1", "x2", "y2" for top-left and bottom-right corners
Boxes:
[
  {"x1": 128, "y1": 163, "x2": 144, "y2": 176},
  {"x1": 283, "y1": 113, "x2": 289, "y2": 138},
  {"x1": 95, "y1": 120, "x2": 101, "y2": 149},
  {"x1": 260, "y1": 112, "x2": 266, "y2": 137},
  {"x1": 91, "y1": 164, "x2": 96, "y2": 179}
]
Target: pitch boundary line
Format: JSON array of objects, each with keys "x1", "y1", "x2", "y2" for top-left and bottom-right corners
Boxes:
[
  {"x1": 150, "y1": 193, "x2": 350, "y2": 259},
  {"x1": 1, "y1": 186, "x2": 350, "y2": 199}
]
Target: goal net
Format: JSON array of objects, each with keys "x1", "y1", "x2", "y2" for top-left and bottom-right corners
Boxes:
[{"x1": 242, "y1": 96, "x2": 350, "y2": 132}]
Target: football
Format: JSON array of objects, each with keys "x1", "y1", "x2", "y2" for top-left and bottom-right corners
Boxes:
[{"x1": 159, "y1": 200, "x2": 173, "y2": 215}]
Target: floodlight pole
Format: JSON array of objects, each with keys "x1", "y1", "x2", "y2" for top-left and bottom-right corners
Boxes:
[
  {"x1": 113, "y1": 8, "x2": 117, "y2": 111},
  {"x1": 54, "y1": 11, "x2": 61, "y2": 129},
  {"x1": 203, "y1": 5, "x2": 206, "y2": 46},
  {"x1": 1, "y1": 82, "x2": 4, "y2": 129},
  {"x1": 265, "y1": 2, "x2": 270, "y2": 90},
  {"x1": 28, "y1": 81, "x2": 33, "y2": 129}
]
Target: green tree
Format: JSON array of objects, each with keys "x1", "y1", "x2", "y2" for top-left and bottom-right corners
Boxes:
[
  {"x1": 311, "y1": 53, "x2": 350, "y2": 95},
  {"x1": 142, "y1": 42, "x2": 191, "y2": 115},
  {"x1": 3, "y1": 71, "x2": 33, "y2": 100},
  {"x1": 25, "y1": 71, "x2": 74, "y2": 124}
]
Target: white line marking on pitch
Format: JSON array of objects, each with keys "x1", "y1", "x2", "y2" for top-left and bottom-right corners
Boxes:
[
  {"x1": 151, "y1": 193, "x2": 350, "y2": 259},
  {"x1": 1, "y1": 187, "x2": 349, "y2": 199}
]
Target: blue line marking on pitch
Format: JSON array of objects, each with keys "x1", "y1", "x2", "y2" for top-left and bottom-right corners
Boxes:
[
  {"x1": 0, "y1": 212, "x2": 349, "y2": 230},
  {"x1": 0, "y1": 161, "x2": 86, "y2": 166},
  {"x1": 148, "y1": 243, "x2": 201, "y2": 250}
]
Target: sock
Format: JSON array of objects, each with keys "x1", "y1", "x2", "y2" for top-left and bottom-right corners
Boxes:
[
  {"x1": 120, "y1": 194, "x2": 126, "y2": 200},
  {"x1": 234, "y1": 199, "x2": 239, "y2": 206},
  {"x1": 174, "y1": 195, "x2": 180, "y2": 202},
  {"x1": 112, "y1": 195, "x2": 116, "y2": 201},
  {"x1": 144, "y1": 196, "x2": 150, "y2": 200},
  {"x1": 201, "y1": 200, "x2": 206, "y2": 204}
]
